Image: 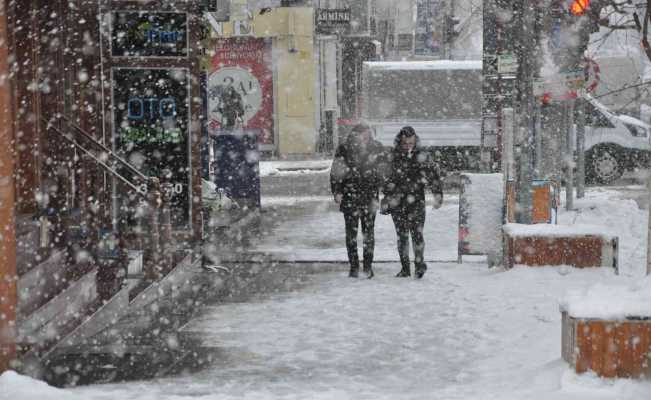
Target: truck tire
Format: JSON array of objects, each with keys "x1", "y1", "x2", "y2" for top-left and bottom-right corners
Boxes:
[{"x1": 586, "y1": 145, "x2": 624, "y2": 185}]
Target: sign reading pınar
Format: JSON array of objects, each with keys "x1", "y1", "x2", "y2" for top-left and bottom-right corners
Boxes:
[
  {"x1": 111, "y1": 12, "x2": 188, "y2": 57},
  {"x1": 113, "y1": 68, "x2": 191, "y2": 227}
]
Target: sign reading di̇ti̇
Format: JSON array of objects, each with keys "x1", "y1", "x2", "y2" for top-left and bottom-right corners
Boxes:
[
  {"x1": 208, "y1": 38, "x2": 274, "y2": 147},
  {"x1": 111, "y1": 11, "x2": 188, "y2": 57},
  {"x1": 112, "y1": 68, "x2": 191, "y2": 228}
]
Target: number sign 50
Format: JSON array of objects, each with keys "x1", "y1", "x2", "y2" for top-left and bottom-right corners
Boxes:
[{"x1": 137, "y1": 183, "x2": 184, "y2": 195}]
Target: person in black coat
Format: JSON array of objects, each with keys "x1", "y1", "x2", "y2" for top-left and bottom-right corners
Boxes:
[
  {"x1": 382, "y1": 126, "x2": 443, "y2": 279},
  {"x1": 330, "y1": 123, "x2": 386, "y2": 278}
]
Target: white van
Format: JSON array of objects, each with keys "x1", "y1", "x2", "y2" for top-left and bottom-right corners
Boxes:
[{"x1": 582, "y1": 94, "x2": 651, "y2": 183}]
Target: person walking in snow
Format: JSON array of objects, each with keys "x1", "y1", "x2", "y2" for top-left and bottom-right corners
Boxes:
[
  {"x1": 382, "y1": 126, "x2": 443, "y2": 279},
  {"x1": 330, "y1": 123, "x2": 386, "y2": 279}
]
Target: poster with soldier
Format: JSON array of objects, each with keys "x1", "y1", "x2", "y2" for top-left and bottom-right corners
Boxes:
[{"x1": 207, "y1": 37, "x2": 274, "y2": 148}]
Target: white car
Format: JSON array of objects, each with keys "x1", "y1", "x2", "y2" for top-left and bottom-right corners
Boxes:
[{"x1": 582, "y1": 94, "x2": 651, "y2": 184}]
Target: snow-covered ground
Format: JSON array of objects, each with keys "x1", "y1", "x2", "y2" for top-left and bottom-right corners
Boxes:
[
  {"x1": 2, "y1": 187, "x2": 651, "y2": 400},
  {"x1": 259, "y1": 160, "x2": 331, "y2": 177},
  {"x1": 257, "y1": 194, "x2": 460, "y2": 262}
]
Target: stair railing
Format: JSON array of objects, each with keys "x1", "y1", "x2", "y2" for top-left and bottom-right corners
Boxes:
[{"x1": 42, "y1": 116, "x2": 174, "y2": 281}]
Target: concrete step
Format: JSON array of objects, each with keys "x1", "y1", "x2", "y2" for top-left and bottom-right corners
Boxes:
[{"x1": 17, "y1": 249, "x2": 69, "y2": 318}]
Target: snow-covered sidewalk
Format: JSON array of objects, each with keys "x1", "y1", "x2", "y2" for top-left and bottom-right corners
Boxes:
[
  {"x1": 3, "y1": 187, "x2": 651, "y2": 399},
  {"x1": 259, "y1": 160, "x2": 331, "y2": 177},
  {"x1": 5, "y1": 264, "x2": 650, "y2": 400},
  {"x1": 257, "y1": 195, "x2": 460, "y2": 262}
]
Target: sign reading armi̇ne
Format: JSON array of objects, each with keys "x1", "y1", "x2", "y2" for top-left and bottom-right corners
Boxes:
[
  {"x1": 112, "y1": 11, "x2": 188, "y2": 57},
  {"x1": 316, "y1": 8, "x2": 351, "y2": 32},
  {"x1": 113, "y1": 68, "x2": 191, "y2": 227}
]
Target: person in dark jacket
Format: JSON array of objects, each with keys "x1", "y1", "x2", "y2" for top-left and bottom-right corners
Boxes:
[
  {"x1": 382, "y1": 126, "x2": 443, "y2": 279},
  {"x1": 331, "y1": 123, "x2": 386, "y2": 278}
]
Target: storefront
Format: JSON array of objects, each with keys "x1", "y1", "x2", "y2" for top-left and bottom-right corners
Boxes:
[{"x1": 100, "y1": 3, "x2": 204, "y2": 235}]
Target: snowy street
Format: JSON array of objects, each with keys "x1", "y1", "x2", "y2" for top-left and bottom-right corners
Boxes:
[
  {"x1": 4, "y1": 183, "x2": 651, "y2": 400},
  {"x1": 6, "y1": 0, "x2": 651, "y2": 396}
]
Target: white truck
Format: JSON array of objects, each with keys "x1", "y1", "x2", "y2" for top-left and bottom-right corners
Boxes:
[
  {"x1": 362, "y1": 60, "x2": 483, "y2": 171},
  {"x1": 361, "y1": 60, "x2": 651, "y2": 184}
]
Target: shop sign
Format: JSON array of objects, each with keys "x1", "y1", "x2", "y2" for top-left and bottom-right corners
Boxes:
[
  {"x1": 111, "y1": 12, "x2": 188, "y2": 57},
  {"x1": 497, "y1": 54, "x2": 518, "y2": 75},
  {"x1": 233, "y1": 19, "x2": 254, "y2": 36},
  {"x1": 113, "y1": 68, "x2": 191, "y2": 227},
  {"x1": 316, "y1": 8, "x2": 351, "y2": 32}
]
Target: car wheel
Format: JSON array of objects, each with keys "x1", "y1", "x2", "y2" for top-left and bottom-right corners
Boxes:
[{"x1": 586, "y1": 146, "x2": 624, "y2": 185}]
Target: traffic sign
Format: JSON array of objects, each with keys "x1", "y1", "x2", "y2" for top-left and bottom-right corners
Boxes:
[
  {"x1": 583, "y1": 58, "x2": 600, "y2": 93},
  {"x1": 498, "y1": 54, "x2": 518, "y2": 74},
  {"x1": 563, "y1": 68, "x2": 585, "y2": 90},
  {"x1": 533, "y1": 69, "x2": 585, "y2": 101}
]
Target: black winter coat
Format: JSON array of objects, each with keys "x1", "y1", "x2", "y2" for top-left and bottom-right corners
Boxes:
[
  {"x1": 383, "y1": 147, "x2": 443, "y2": 213},
  {"x1": 330, "y1": 139, "x2": 386, "y2": 213}
]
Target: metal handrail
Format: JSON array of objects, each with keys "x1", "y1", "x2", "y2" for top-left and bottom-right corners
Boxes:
[
  {"x1": 44, "y1": 117, "x2": 175, "y2": 280},
  {"x1": 56, "y1": 115, "x2": 149, "y2": 182},
  {"x1": 42, "y1": 118, "x2": 145, "y2": 195}
]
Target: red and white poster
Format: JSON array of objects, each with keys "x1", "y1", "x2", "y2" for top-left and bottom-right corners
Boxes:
[{"x1": 207, "y1": 38, "x2": 274, "y2": 146}]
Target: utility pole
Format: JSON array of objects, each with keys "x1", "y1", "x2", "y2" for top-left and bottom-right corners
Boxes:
[
  {"x1": 0, "y1": 0, "x2": 17, "y2": 373},
  {"x1": 483, "y1": 0, "x2": 517, "y2": 174},
  {"x1": 576, "y1": 95, "x2": 586, "y2": 198},
  {"x1": 565, "y1": 99, "x2": 575, "y2": 210},
  {"x1": 514, "y1": 0, "x2": 540, "y2": 224}
]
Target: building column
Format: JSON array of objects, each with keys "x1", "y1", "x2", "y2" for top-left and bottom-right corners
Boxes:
[{"x1": 0, "y1": 0, "x2": 18, "y2": 373}]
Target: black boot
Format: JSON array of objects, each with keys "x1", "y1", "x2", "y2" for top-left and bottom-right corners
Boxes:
[
  {"x1": 363, "y1": 261, "x2": 374, "y2": 279},
  {"x1": 395, "y1": 267, "x2": 410, "y2": 277},
  {"x1": 415, "y1": 263, "x2": 427, "y2": 279},
  {"x1": 349, "y1": 266, "x2": 359, "y2": 278}
]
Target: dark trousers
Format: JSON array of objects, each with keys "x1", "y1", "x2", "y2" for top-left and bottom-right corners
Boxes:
[
  {"x1": 391, "y1": 206, "x2": 426, "y2": 272},
  {"x1": 343, "y1": 209, "x2": 376, "y2": 271}
]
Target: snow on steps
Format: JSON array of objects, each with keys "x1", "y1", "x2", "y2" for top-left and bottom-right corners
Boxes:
[{"x1": 17, "y1": 250, "x2": 69, "y2": 318}]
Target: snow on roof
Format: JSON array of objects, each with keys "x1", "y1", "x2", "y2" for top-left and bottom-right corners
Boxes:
[
  {"x1": 503, "y1": 223, "x2": 616, "y2": 240},
  {"x1": 617, "y1": 113, "x2": 650, "y2": 128},
  {"x1": 364, "y1": 60, "x2": 482, "y2": 71},
  {"x1": 560, "y1": 278, "x2": 651, "y2": 319}
]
